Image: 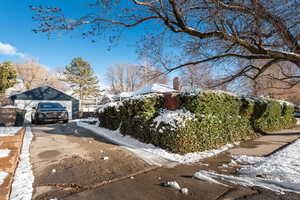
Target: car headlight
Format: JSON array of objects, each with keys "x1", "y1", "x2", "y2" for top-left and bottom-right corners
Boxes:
[{"x1": 38, "y1": 112, "x2": 44, "y2": 117}]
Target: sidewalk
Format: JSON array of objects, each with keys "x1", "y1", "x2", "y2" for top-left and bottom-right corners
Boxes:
[{"x1": 229, "y1": 125, "x2": 300, "y2": 156}]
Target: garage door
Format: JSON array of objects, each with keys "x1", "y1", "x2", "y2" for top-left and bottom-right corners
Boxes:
[{"x1": 14, "y1": 100, "x2": 73, "y2": 122}]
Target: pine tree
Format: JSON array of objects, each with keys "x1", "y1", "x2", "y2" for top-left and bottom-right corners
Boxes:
[
  {"x1": 0, "y1": 61, "x2": 17, "y2": 94},
  {"x1": 64, "y1": 57, "x2": 100, "y2": 100}
]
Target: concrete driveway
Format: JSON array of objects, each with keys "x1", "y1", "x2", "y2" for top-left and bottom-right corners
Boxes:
[
  {"x1": 30, "y1": 123, "x2": 300, "y2": 200},
  {"x1": 30, "y1": 122, "x2": 153, "y2": 200}
]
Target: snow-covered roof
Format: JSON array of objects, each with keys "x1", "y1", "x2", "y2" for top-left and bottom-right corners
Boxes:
[
  {"x1": 134, "y1": 83, "x2": 176, "y2": 96},
  {"x1": 115, "y1": 92, "x2": 134, "y2": 98}
]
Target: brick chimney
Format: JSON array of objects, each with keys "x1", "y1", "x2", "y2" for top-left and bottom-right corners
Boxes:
[{"x1": 173, "y1": 77, "x2": 181, "y2": 91}]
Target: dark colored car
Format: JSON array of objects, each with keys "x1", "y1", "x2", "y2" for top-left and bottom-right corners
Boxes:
[
  {"x1": 294, "y1": 112, "x2": 300, "y2": 118},
  {"x1": 31, "y1": 102, "x2": 69, "y2": 124}
]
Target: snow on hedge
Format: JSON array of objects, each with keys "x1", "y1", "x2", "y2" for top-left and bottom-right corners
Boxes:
[
  {"x1": 10, "y1": 127, "x2": 34, "y2": 200},
  {"x1": 0, "y1": 149, "x2": 10, "y2": 158},
  {"x1": 77, "y1": 121, "x2": 238, "y2": 167},
  {"x1": 0, "y1": 127, "x2": 22, "y2": 137},
  {"x1": 194, "y1": 138, "x2": 300, "y2": 194},
  {"x1": 153, "y1": 109, "x2": 196, "y2": 130},
  {"x1": 97, "y1": 101, "x2": 123, "y2": 113}
]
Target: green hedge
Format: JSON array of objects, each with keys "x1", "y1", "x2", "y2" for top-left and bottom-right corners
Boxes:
[
  {"x1": 97, "y1": 92, "x2": 296, "y2": 154},
  {"x1": 252, "y1": 99, "x2": 296, "y2": 132}
]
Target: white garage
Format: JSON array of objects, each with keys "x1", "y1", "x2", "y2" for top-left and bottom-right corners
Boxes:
[{"x1": 10, "y1": 85, "x2": 79, "y2": 122}]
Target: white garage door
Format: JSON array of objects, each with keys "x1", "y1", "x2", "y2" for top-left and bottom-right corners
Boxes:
[{"x1": 14, "y1": 100, "x2": 73, "y2": 122}]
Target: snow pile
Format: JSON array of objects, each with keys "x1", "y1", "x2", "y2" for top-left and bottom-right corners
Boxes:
[
  {"x1": 0, "y1": 171, "x2": 8, "y2": 185},
  {"x1": 0, "y1": 149, "x2": 10, "y2": 158},
  {"x1": 235, "y1": 139, "x2": 300, "y2": 192},
  {"x1": 0, "y1": 127, "x2": 22, "y2": 136},
  {"x1": 101, "y1": 156, "x2": 109, "y2": 160},
  {"x1": 10, "y1": 127, "x2": 34, "y2": 200},
  {"x1": 134, "y1": 83, "x2": 175, "y2": 96},
  {"x1": 77, "y1": 121, "x2": 237, "y2": 166},
  {"x1": 194, "y1": 138, "x2": 300, "y2": 194},
  {"x1": 194, "y1": 170, "x2": 228, "y2": 187},
  {"x1": 180, "y1": 188, "x2": 189, "y2": 194},
  {"x1": 0, "y1": 105, "x2": 16, "y2": 108},
  {"x1": 153, "y1": 109, "x2": 196, "y2": 130},
  {"x1": 160, "y1": 181, "x2": 181, "y2": 190}
]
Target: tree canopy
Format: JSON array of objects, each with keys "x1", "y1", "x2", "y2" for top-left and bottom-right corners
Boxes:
[
  {"x1": 0, "y1": 61, "x2": 17, "y2": 93},
  {"x1": 31, "y1": 0, "x2": 300, "y2": 88},
  {"x1": 15, "y1": 59, "x2": 67, "y2": 91},
  {"x1": 64, "y1": 57, "x2": 100, "y2": 100}
]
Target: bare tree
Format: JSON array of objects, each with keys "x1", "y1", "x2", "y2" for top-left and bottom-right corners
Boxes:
[
  {"x1": 31, "y1": 0, "x2": 300, "y2": 87},
  {"x1": 15, "y1": 59, "x2": 67, "y2": 91},
  {"x1": 105, "y1": 63, "x2": 168, "y2": 94},
  {"x1": 180, "y1": 64, "x2": 215, "y2": 89},
  {"x1": 245, "y1": 61, "x2": 300, "y2": 97}
]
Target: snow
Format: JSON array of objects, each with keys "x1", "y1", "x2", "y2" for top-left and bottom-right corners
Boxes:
[
  {"x1": 180, "y1": 188, "x2": 189, "y2": 194},
  {"x1": 97, "y1": 101, "x2": 123, "y2": 113},
  {"x1": 194, "y1": 138, "x2": 300, "y2": 194},
  {"x1": 0, "y1": 127, "x2": 22, "y2": 137},
  {"x1": 153, "y1": 109, "x2": 196, "y2": 130},
  {"x1": 0, "y1": 171, "x2": 8, "y2": 185},
  {"x1": 0, "y1": 149, "x2": 11, "y2": 158},
  {"x1": 101, "y1": 156, "x2": 109, "y2": 160},
  {"x1": 10, "y1": 127, "x2": 34, "y2": 200},
  {"x1": 0, "y1": 105, "x2": 16, "y2": 108},
  {"x1": 76, "y1": 121, "x2": 238, "y2": 167},
  {"x1": 161, "y1": 181, "x2": 181, "y2": 190},
  {"x1": 194, "y1": 170, "x2": 228, "y2": 187},
  {"x1": 115, "y1": 92, "x2": 134, "y2": 98},
  {"x1": 133, "y1": 83, "x2": 175, "y2": 96}
]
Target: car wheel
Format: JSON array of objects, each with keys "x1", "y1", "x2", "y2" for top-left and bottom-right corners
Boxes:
[{"x1": 63, "y1": 120, "x2": 69, "y2": 124}]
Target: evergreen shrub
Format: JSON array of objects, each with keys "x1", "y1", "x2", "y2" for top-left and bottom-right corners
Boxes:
[{"x1": 97, "y1": 91, "x2": 296, "y2": 154}]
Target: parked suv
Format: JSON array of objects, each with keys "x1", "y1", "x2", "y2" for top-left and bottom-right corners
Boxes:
[{"x1": 31, "y1": 102, "x2": 69, "y2": 124}]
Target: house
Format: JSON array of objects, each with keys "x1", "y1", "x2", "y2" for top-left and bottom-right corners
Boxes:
[
  {"x1": 10, "y1": 85, "x2": 79, "y2": 121},
  {"x1": 133, "y1": 83, "x2": 176, "y2": 96}
]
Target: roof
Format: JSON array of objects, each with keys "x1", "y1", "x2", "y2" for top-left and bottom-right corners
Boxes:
[
  {"x1": 133, "y1": 83, "x2": 176, "y2": 96},
  {"x1": 10, "y1": 85, "x2": 78, "y2": 102},
  {"x1": 115, "y1": 92, "x2": 134, "y2": 98}
]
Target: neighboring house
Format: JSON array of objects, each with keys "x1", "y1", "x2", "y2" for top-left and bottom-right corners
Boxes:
[
  {"x1": 113, "y1": 92, "x2": 134, "y2": 101},
  {"x1": 133, "y1": 83, "x2": 176, "y2": 96},
  {"x1": 10, "y1": 85, "x2": 79, "y2": 121}
]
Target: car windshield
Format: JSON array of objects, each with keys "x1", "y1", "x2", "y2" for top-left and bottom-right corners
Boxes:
[{"x1": 38, "y1": 103, "x2": 63, "y2": 109}]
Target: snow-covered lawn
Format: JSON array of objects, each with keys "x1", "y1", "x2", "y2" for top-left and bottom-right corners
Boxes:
[
  {"x1": 0, "y1": 171, "x2": 8, "y2": 185},
  {"x1": 77, "y1": 121, "x2": 239, "y2": 167},
  {"x1": 194, "y1": 138, "x2": 300, "y2": 194},
  {"x1": 10, "y1": 127, "x2": 34, "y2": 200},
  {"x1": 0, "y1": 127, "x2": 22, "y2": 136},
  {"x1": 0, "y1": 149, "x2": 10, "y2": 158}
]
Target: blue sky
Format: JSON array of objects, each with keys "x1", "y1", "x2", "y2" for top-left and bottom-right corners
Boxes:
[{"x1": 0, "y1": 0, "x2": 148, "y2": 85}]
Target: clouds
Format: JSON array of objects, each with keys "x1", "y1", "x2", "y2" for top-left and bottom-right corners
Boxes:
[{"x1": 0, "y1": 42, "x2": 25, "y2": 58}]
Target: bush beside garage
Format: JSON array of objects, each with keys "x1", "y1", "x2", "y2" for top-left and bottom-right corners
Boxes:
[{"x1": 97, "y1": 90, "x2": 296, "y2": 154}]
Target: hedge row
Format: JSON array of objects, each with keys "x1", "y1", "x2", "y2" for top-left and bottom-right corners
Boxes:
[{"x1": 97, "y1": 91, "x2": 296, "y2": 154}]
